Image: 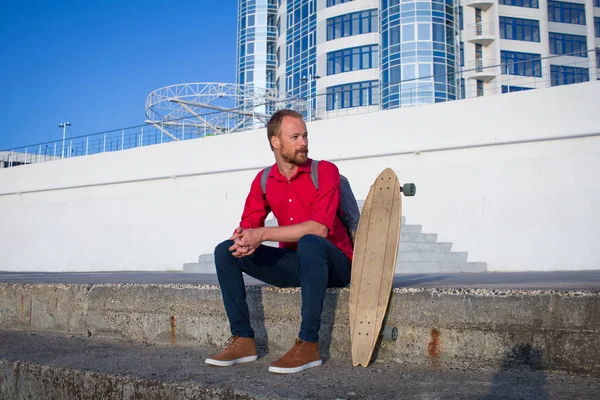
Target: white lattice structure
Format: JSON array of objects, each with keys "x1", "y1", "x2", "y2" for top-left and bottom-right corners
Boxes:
[{"x1": 144, "y1": 82, "x2": 306, "y2": 139}]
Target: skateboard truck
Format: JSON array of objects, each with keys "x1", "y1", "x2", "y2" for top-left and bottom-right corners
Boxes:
[
  {"x1": 381, "y1": 326, "x2": 398, "y2": 341},
  {"x1": 401, "y1": 183, "x2": 416, "y2": 197}
]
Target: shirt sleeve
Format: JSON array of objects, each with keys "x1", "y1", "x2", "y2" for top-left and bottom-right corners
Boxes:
[
  {"x1": 310, "y1": 161, "x2": 340, "y2": 235},
  {"x1": 239, "y1": 170, "x2": 271, "y2": 230}
]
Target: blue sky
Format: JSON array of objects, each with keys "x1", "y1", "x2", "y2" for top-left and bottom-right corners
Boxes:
[{"x1": 0, "y1": 0, "x2": 238, "y2": 150}]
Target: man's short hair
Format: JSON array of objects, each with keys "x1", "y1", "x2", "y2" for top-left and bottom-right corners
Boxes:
[{"x1": 266, "y1": 109, "x2": 304, "y2": 150}]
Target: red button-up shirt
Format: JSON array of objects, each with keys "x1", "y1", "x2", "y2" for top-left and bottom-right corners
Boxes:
[{"x1": 239, "y1": 158, "x2": 353, "y2": 261}]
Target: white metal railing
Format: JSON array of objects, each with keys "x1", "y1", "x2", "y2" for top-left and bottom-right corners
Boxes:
[
  {"x1": 468, "y1": 22, "x2": 495, "y2": 38},
  {"x1": 469, "y1": 58, "x2": 497, "y2": 73}
]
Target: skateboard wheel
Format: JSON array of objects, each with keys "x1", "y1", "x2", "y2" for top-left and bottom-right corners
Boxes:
[
  {"x1": 382, "y1": 326, "x2": 398, "y2": 341},
  {"x1": 402, "y1": 183, "x2": 416, "y2": 197}
]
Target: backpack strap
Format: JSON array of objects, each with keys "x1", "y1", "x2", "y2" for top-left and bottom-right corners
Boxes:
[
  {"x1": 263, "y1": 161, "x2": 318, "y2": 195},
  {"x1": 310, "y1": 160, "x2": 319, "y2": 190},
  {"x1": 260, "y1": 166, "x2": 271, "y2": 196}
]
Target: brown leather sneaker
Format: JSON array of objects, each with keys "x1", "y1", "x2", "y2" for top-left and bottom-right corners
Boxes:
[
  {"x1": 205, "y1": 336, "x2": 257, "y2": 367},
  {"x1": 268, "y1": 338, "x2": 322, "y2": 374}
]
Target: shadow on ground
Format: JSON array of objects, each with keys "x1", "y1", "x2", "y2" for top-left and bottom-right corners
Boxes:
[{"x1": 482, "y1": 344, "x2": 548, "y2": 399}]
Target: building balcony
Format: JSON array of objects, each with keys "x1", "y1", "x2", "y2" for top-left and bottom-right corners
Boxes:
[
  {"x1": 465, "y1": 0, "x2": 495, "y2": 10},
  {"x1": 467, "y1": 23, "x2": 496, "y2": 46},
  {"x1": 468, "y1": 59, "x2": 498, "y2": 82}
]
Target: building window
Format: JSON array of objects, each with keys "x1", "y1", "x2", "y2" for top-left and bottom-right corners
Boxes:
[
  {"x1": 266, "y1": 70, "x2": 276, "y2": 89},
  {"x1": 326, "y1": 9, "x2": 378, "y2": 40},
  {"x1": 277, "y1": 17, "x2": 281, "y2": 37},
  {"x1": 327, "y1": 45, "x2": 379, "y2": 75},
  {"x1": 459, "y1": 6, "x2": 463, "y2": 30},
  {"x1": 597, "y1": 50, "x2": 600, "y2": 68},
  {"x1": 499, "y1": 17, "x2": 540, "y2": 42},
  {"x1": 501, "y1": 51, "x2": 542, "y2": 77},
  {"x1": 460, "y1": 42, "x2": 464, "y2": 67},
  {"x1": 327, "y1": 0, "x2": 353, "y2": 6},
  {"x1": 502, "y1": 85, "x2": 534, "y2": 93},
  {"x1": 326, "y1": 80, "x2": 379, "y2": 110},
  {"x1": 548, "y1": 1, "x2": 586, "y2": 25},
  {"x1": 595, "y1": 17, "x2": 600, "y2": 37},
  {"x1": 284, "y1": 0, "x2": 318, "y2": 100},
  {"x1": 550, "y1": 65, "x2": 589, "y2": 86},
  {"x1": 595, "y1": 0, "x2": 600, "y2": 7},
  {"x1": 499, "y1": 0, "x2": 539, "y2": 9},
  {"x1": 477, "y1": 81, "x2": 484, "y2": 97},
  {"x1": 475, "y1": 44, "x2": 483, "y2": 63},
  {"x1": 549, "y1": 33, "x2": 588, "y2": 57}
]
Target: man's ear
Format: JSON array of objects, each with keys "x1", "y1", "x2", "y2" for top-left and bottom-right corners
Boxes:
[{"x1": 271, "y1": 135, "x2": 280, "y2": 150}]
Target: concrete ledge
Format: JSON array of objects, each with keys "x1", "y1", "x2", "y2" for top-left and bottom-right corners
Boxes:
[
  {"x1": 0, "y1": 280, "x2": 599, "y2": 376},
  {"x1": 0, "y1": 360, "x2": 246, "y2": 400},
  {"x1": 2, "y1": 331, "x2": 600, "y2": 399}
]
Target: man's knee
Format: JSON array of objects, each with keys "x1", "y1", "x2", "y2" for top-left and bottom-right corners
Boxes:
[
  {"x1": 214, "y1": 239, "x2": 235, "y2": 261},
  {"x1": 297, "y1": 234, "x2": 327, "y2": 253}
]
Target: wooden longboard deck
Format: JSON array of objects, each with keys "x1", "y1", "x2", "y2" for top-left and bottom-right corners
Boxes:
[{"x1": 349, "y1": 168, "x2": 402, "y2": 367}]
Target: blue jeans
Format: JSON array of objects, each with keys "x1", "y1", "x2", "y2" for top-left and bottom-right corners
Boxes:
[{"x1": 214, "y1": 234, "x2": 352, "y2": 343}]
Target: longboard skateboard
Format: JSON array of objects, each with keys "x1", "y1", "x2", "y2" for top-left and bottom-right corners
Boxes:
[{"x1": 349, "y1": 168, "x2": 416, "y2": 367}]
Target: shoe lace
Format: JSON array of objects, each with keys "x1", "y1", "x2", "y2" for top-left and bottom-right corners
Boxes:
[{"x1": 226, "y1": 336, "x2": 240, "y2": 349}]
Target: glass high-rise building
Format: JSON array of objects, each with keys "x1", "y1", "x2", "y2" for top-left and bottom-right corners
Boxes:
[
  {"x1": 236, "y1": 0, "x2": 599, "y2": 120},
  {"x1": 236, "y1": 0, "x2": 278, "y2": 125},
  {"x1": 380, "y1": 0, "x2": 459, "y2": 108},
  {"x1": 237, "y1": 0, "x2": 278, "y2": 91}
]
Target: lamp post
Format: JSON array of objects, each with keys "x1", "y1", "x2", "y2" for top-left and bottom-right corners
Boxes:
[
  {"x1": 58, "y1": 122, "x2": 71, "y2": 159},
  {"x1": 301, "y1": 74, "x2": 320, "y2": 122}
]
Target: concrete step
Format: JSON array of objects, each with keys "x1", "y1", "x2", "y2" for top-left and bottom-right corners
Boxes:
[
  {"x1": 396, "y1": 252, "x2": 468, "y2": 262},
  {"x1": 187, "y1": 199, "x2": 478, "y2": 273},
  {"x1": 1, "y1": 280, "x2": 599, "y2": 378},
  {"x1": 400, "y1": 224, "x2": 422, "y2": 234},
  {"x1": 198, "y1": 253, "x2": 215, "y2": 263},
  {"x1": 182, "y1": 262, "x2": 216, "y2": 274},
  {"x1": 399, "y1": 232, "x2": 437, "y2": 242},
  {"x1": 194, "y1": 241, "x2": 454, "y2": 265},
  {"x1": 398, "y1": 241, "x2": 453, "y2": 252},
  {"x1": 396, "y1": 261, "x2": 487, "y2": 273},
  {"x1": 265, "y1": 219, "x2": 277, "y2": 227},
  {"x1": 3, "y1": 331, "x2": 599, "y2": 400}
]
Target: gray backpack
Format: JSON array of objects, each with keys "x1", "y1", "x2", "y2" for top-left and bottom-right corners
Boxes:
[{"x1": 260, "y1": 160, "x2": 360, "y2": 246}]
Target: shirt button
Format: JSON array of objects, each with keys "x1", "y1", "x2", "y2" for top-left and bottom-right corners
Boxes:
[
  {"x1": 290, "y1": 217, "x2": 294, "y2": 221},
  {"x1": 289, "y1": 199, "x2": 292, "y2": 202}
]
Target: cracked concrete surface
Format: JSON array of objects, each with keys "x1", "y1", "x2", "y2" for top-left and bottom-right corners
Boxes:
[{"x1": 1, "y1": 330, "x2": 600, "y2": 399}]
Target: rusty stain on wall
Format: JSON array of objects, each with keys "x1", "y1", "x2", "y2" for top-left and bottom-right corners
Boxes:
[
  {"x1": 170, "y1": 315, "x2": 176, "y2": 345},
  {"x1": 428, "y1": 328, "x2": 441, "y2": 368}
]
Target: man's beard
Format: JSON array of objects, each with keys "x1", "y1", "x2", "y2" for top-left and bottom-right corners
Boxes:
[{"x1": 281, "y1": 145, "x2": 308, "y2": 166}]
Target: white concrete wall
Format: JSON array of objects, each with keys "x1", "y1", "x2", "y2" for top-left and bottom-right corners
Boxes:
[{"x1": 0, "y1": 81, "x2": 599, "y2": 272}]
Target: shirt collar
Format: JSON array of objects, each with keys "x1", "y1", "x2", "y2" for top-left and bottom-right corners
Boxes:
[{"x1": 269, "y1": 158, "x2": 313, "y2": 181}]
